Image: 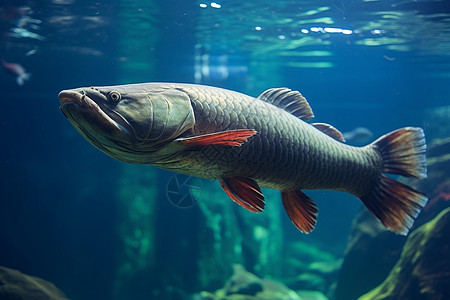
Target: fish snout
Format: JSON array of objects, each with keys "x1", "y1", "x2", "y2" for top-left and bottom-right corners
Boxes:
[{"x1": 58, "y1": 90, "x2": 84, "y2": 106}]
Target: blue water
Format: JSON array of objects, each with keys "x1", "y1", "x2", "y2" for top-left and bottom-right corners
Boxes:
[{"x1": 1, "y1": 1, "x2": 449, "y2": 299}]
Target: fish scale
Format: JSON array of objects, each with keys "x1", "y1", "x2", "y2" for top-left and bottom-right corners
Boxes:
[{"x1": 179, "y1": 85, "x2": 377, "y2": 193}]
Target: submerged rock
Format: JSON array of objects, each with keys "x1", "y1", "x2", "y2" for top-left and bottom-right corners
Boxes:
[
  {"x1": 359, "y1": 207, "x2": 450, "y2": 300},
  {"x1": 333, "y1": 209, "x2": 406, "y2": 300},
  {"x1": 297, "y1": 290, "x2": 329, "y2": 300},
  {"x1": 283, "y1": 241, "x2": 341, "y2": 295},
  {"x1": 0, "y1": 266, "x2": 69, "y2": 300},
  {"x1": 195, "y1": 264, "x2": 303, "y2": 300}
]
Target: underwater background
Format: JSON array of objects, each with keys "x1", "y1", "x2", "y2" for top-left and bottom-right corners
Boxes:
[{"x1": 1, "y1": 0, "x2": 449, "y2": 299}]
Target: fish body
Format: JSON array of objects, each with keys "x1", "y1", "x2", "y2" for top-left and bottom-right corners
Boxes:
[
  {"x1": 147, "y1": 84, "x2": 377, "y2": 195},
  {"x1": 59, "y1": 83, "x2": 427, "y2": 235}
]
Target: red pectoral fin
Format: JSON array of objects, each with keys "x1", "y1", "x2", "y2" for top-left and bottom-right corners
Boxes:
[
  {"x1": 176, "y1": 129, "x2": 257, "y2": 147},
  {"x1": 220, "y1": 177, "x2": 265, "y2": 213},
  {"x1": 281, "y1": 190, "x2": 318, "y2": 234}
]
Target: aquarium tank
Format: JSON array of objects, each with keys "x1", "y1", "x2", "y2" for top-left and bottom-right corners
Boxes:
[{"x1": 1, "y1": 0, "x2": 449, "y2": 299}]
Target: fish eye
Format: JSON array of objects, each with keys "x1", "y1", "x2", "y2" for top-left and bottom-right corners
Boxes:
[{"x1": 108, "y1": 91, "x2": 121, "y2": 102}]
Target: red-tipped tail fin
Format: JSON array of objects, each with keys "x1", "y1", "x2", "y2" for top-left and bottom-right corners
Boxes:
[
  {"x1": 360, "y1": 175, "x2": 427, "y2": 235},
  {"x1": 360, "y1": 127, "x2": 428, "y2": 235},
  {"x1": 373, "y1": 127, "x2": 427, "y2": 179}
]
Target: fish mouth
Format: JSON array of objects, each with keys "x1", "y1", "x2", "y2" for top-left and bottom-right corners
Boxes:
[
  {"x1": 58, "y1": 88, "x2": 143, "y2": 162},
  {"x1": 58, "y1": 89, "x2": 133, "y2": 139},
  {"x1": 59, "y1": 90, "x2": 83, "y2": 106}
]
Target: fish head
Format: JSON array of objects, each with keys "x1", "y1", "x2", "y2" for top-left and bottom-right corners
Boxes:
[{"x1": 59, "y1": 85, "x2": 195, "y2": 164}]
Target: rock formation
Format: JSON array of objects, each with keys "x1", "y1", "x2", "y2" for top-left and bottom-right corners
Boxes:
[
  {"x1": 0, "y1": 266, "x2": 69, "y2": 300},
  {"x1": 359, "y1": 208, "x2": 450, "y2": 300},
  {"x1": 195, "y1": 264, "x2": 304, "y2": 300}
]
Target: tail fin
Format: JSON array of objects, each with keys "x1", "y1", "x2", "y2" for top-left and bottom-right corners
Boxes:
[{"x1": 360, "y1": 127, "x2": 427, "y2": 235}]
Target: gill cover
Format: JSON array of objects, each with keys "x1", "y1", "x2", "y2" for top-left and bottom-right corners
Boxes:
[{"x1": 117, "y1": 89, "x2": 195, "y2": 146}]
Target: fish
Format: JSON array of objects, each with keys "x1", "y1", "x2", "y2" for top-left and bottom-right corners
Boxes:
[
  {"x1": 58, "y1": 83, "x2": 427, "y2": 235},
  {"x1": 342, "y1": 127, "x2": 374, "y2": 145},
  {"x1": 1, "y1": 59, "x2": 31, "y2": 86}
]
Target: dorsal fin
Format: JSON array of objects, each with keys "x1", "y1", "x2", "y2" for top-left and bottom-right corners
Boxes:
[
  {"x1": 257, "y1": 88, "x2": 314, "y2": 121},
  {"x1": 312, "y1": 123, "x2": 346, "y2": 142}
]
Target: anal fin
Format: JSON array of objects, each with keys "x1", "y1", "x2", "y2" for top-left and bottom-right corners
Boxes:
[
  {"x1": 220, "y1": 177, "x2": 265, "y2": 213},
  {"x1": 176, "y1": 129, "x2": 257, "y2": 147},
  {"x1": 281, "y1": 190, "x2": 318, "y2": 233}
]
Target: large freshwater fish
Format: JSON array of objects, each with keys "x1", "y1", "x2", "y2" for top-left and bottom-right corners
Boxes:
[{"x1": 59, "y1": 83, "x2": 427, "y2": 235}]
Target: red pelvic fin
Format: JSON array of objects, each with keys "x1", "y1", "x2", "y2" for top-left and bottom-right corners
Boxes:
[
  {"x1": 281, "y1": 190, "x2": 318, "y2": 234},
  {"x1": 220, "y1": 177, "x2": 265, "y2": 213},
  {"x1": 177, "y1": 129, "x2": 257, "y2": 147}
]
